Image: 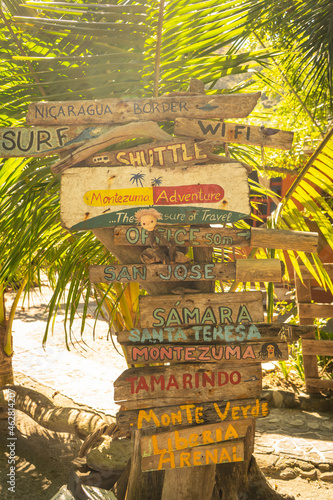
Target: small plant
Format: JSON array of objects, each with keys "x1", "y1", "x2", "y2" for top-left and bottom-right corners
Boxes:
[{"x1": 278, "y1": 360, "x2": 291, "y2": 380}]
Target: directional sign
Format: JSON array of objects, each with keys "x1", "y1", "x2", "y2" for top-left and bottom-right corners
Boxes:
[
  {"x1": 26, "y1": 93, "x2": 261, "y2": 126},
  {"x1": 124, "y1": 341, "x2": 288, "y2": 364},
  {"x1": 60, "y1": 164, "x2": 250, "y2": 230},
  {"x1": 139, "y1": 291, "x2": 265, "y2": 328},
  {"x1": 116, "y1": 398, "x2": 270, "y2": 432},
  {"x1": 77, "y1": 139, "x2": 212, "y2": 169},
  {"x1": 0, "y1": 125, "x2": 112, "y2": 157},
  {"x1": 117, "y1": 322, "x2": 290, "y2": 344},
  {"x1": 141, "y1": 439, "x2": 244, "y2": 471},
  {"x1": 89, "y1": 260, "x2": 282, "y2": 285},
  {"x1": 114, "y1": 363, "x2": 262, "y2": 409},
  {"x1": 114, "y1": 226, "x2": 318, "y2": 253},
  {"x1": 174, "y1": 118, "x2": 294, "y2": 150},
  {"x1": 141, "y1": 422, "x2": 247, "y2": 471}
]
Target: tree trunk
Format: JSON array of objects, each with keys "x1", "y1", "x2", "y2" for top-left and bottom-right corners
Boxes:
[{"x1": 0, "y1": 322, "x2": 14, "y2": 386}]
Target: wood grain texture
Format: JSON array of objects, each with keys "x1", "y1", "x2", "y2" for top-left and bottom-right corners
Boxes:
[
  {"x1": 27, "y1": 93, "x2": 261, "y2": 125},
  {"x1": 141, "y1": 420, "x2": 251, "y2": 457},
  {"x1": 306, "y1": 378, "x2": 333, "y2": 390},
  {"x1": 174, "y1": 118, "x2": 293, "y2": 150},
  {"x1": 89, "y1": 259, "x2": 282, "y2": 284},
  {"x1": 302, "y1": 339, "x2": 333, "y2": 356},
  {"x1": 125, "y1": 341, "x2": 288, "y2": 365},
  {"x1": 139, "y1": 291, "x2": 265, "y2": 328},
  {"x1": 60, "y1": 163, "x2": 251, "y2": 230},
  {"x1": 81, "y1": 138, "x2": 212, "y2": 168},
  {"x1": 114, "y1": 226, "x2": 318, "y2": 252},
  {"x1": 141, "y1": 439, "x2": 244, "y2": 471},
  {"x1": 117, "y1": 323, "x2": 316, "y2": 344},
  {"x1": 53, "y1": 121, "x2": 172, "y2": 173},
  {"x1": 298, "y1": 303, "x2": 333, "y2": 318},
  {"x1": 116, "y1": 398, "x2": 269, "y2": 432},
  {"x1": 0, "y1": 124, "x2": 113, "y2": 158},
  {"x1": 114, "y1": 363, "x2": 262, "y2": 409}
]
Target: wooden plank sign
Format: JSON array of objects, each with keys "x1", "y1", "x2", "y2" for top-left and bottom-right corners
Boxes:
[
  {"x1": 124, "y1": 341, "x2": 288, "y2": 365},
  {"x1": 60, "y1": 164, "x2": 250, "y2": 230},
  {"x1": 78, "y1": 139, "x2": 212, "y2": 169},
  {"x1": 141, "y1": 421, "x2": 247, "y2": 471},
  {"x1": 116, "y1": 398, "x2": 270, "y2": 432},
  {"x1": 118, "y1": 323, "x2": 313, "y2": 344},
  {"x1": 114, "y1": 363, "x2": 262, "y2": 409},
  {"x1": 174, "y1": 118, "x2": 294, "y2": 150},
  {"x1": 26, "y1": 93, "x2": 261, "y2": 126},
  {"x1": 139, "y1": 291, "x2": 264, "y2": 328},
  {"x1": 89, "y1": 259, "x2": 283, "y2": 285},
  {"x1": 114, "y1": 226, "x2": 318, "y2": 253},
  {"x1": 141, "y1": 439, "x2": 244, "y2": 471},
  {"x1": 0, "y1": 125, "x2": 114, "y2": 158}
]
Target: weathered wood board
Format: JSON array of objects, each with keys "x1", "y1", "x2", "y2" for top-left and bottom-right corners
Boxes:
[
  {"x1": 141, "y1": 439, "x2": 244, "y2": 471},
  {"x1": 174, "y1": 118, "x2": 294, "y2": 150},
  {"x1": 114, "y1": 363, "x2": 262, "y2": 409},
  {"x1": 0, "y1": 124, "x2": 115, "y2": 157},
  {"x1": 139, "y1": 291, "x2": 265, "y2": 328},
  {"x1": 76, "y1": 138, "x2": 212, "y2": 169},
  {"x1": 116, "y1": 398, "x2": 269, "y2": 432},
  {"x1": 125, "y1": 341, "x2": 288, "y2": 364},
  {"x1": 141, "y1": 420, "x2": 250, "y2": 457},
  {"x1": 26, "y1": 93, "x2": 261, "y2": 126},
  {"x1": 60, "y1": 164, "x2": 251, "y2": 230},
  {"x1": 117, "y1": 323, "x2": 314, "y2": 344},
  {"x1": 89, "y1": 259, "x2": 282, "y2": 284},
  {"x1": 298, "y1": 303, "x2": 333, "y2": 319},
  {"x1": 302, "y1": 339, "x2": 333, "y2": 357},
  {"x1": 114, "y1": 226, "x2": 318, "y2": 253}
]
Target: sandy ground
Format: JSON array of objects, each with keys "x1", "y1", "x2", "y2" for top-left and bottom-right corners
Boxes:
[{"x1": 0, "y1": 286, "x2": 333, "y2": 499}]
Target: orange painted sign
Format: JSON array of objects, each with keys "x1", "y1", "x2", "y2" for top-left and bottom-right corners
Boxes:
[{"x1": 83, "y1": 184, "x2": 224, "y2": 207}]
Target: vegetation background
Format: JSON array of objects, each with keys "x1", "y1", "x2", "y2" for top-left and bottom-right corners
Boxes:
[{"x1": 1, "y1": 0, "x2": 333, "y2": 387}]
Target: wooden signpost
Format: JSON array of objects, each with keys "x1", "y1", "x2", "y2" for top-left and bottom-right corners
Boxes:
[
  {"x1": 174, "y1": 118, "x2": 294, "y2": 150},
  {"x1": 138, "y1": 291, "x2": 265, "y2": 327},
  {"x1": 0, "y1": 124, "x2": 112, "y2": 157},
  {"x1": 116, "y1": 397, "x2": 270, "y2": 432},
  {"x1": 114, "y1": 226, "x2": 318, "y2": 253},
  {"x1": 141, "y1": 435, "x2": 245, "y2": 471},
  {"x1": 77, "y1": 138, "x2": 213, "y2": 169},
  {"x1": 124, "y1": 341, "x2": 288, "y2": 364},
  {"x1": 60, "y1": 163, "x2": 251, "y2": 230},
  {"x1": 26, "y1": 93, "x2": 261, "y2": 125},
  {"x1": 114, "y1": 362, "x2": 262, "y2": 410},
  {"x1": 89, "y1": 259, "x2": 283, "y2": 285}
]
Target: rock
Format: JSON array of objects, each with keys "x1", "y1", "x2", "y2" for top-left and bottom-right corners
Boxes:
[
  {"x1": 297, "y1": 468, "x2": 317, "y2": 480},
  {"x1": 262, "y1": 362, "x2": 276, "y2": 373},
  {"x1": 318, "y1": 463, "x2": 331, "y2": 472},
  {"x1": 319, "y1": 471, "x2": 333, "y2": 483},
  {"x1": 295, "y1": 460, "x2": 316, "y2": 471},
  {"x1": 272, "y1": 391, "x2": 284, "y2": 408},
  {"x1": 279, "y1": 467, "x2": 296, "y2": 479},
  {"x1": 288, "y1": 418, "x2": 305, "y2": 426},
  {"x1": 87, "y1": 436, "x2": 132, "y2": 471}
]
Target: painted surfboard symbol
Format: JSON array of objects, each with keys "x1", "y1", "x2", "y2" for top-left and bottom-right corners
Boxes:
[{"x1": 198, "y1": 103, "x2": 219, "y2": 111}]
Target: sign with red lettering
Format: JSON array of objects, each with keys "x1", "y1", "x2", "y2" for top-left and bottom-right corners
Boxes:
[
  {"x1": 60, "y1": 163, "x2": 250, "y2": 230},
  {"x1": 125, "y1": 341, "x2": 288, "y2": 365},
  {"x1": 114, "y1": 363, "x2": 262, "y2": 410}
]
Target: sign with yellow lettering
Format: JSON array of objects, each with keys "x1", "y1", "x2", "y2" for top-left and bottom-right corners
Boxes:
[
  {"x1": 60, "y1": 163, "x2": 250, "y2": 230},
  {"x1": 116, "y1": 398, "x2": 269, "y2": 432}
]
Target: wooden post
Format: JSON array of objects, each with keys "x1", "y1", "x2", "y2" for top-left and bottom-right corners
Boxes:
[{"x1": 294, "y1": 271, "x2": 320, "y2": 394}]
